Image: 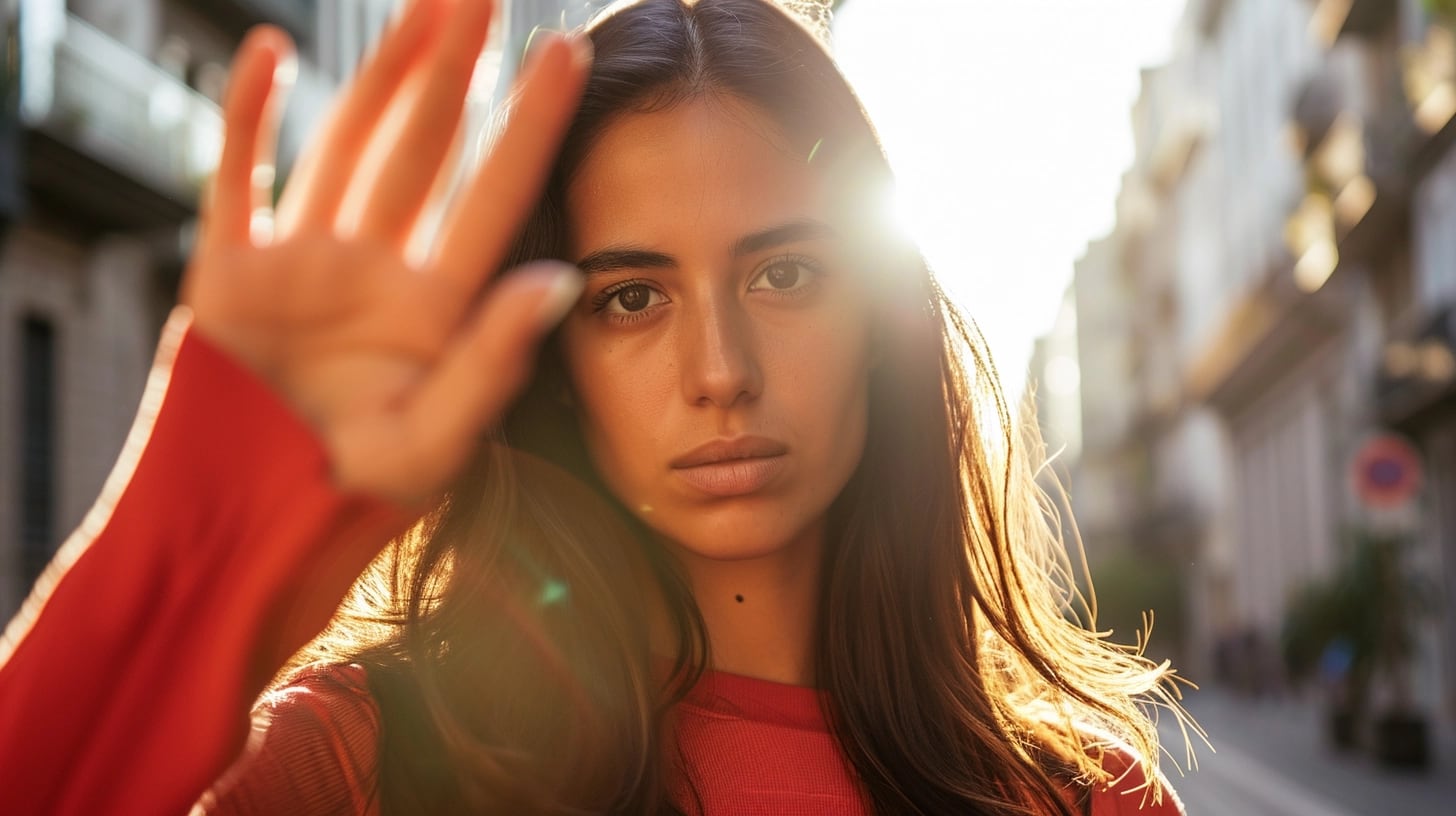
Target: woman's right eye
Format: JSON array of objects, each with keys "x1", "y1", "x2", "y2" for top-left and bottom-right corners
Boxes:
[{"x1": 597, "y1": 282, "x2": 668, "y2": 317}]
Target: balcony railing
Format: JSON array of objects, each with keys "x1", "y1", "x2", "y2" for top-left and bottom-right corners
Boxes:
[{"x1": 22, "y1": 14, "x2": 222, "y2": 206}]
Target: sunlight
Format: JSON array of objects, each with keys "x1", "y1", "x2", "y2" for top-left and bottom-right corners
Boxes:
[
  {"x1": 834, "y1": 0, "x2": 1184, "y2": 401},
  {"x1": 882, "y1": 181, "x2": 927, "y2": 250}
]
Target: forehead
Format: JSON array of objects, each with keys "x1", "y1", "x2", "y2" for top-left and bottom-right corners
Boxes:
[{"x1": 565, "y1": 96, "x2": 827, "y2": 257}]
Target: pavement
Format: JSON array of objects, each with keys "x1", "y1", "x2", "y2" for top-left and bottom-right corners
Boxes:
[{"x1": 1161, "y1": 687, "x2": 1456, "y2": 815}]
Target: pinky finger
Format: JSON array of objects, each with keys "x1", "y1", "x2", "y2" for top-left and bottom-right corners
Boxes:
[
  {"x1": 248, "y1": 53, "x2": 295, "y2": 243},
  {"x1": 205, "y1": 26, "x2": 295, "y2": 249},
  {"x1": 402, "y1": 263, "x2": 583, "y2": 472}
]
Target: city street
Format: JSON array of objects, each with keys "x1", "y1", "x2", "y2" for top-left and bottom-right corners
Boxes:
[{"x1": 1162, "y1": 688, "x2": 1456, "y2": 815}]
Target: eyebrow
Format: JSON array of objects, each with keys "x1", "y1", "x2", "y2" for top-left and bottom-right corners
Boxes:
[{"x1": 574, "y1": 218, "x2": 839, "y2": 277}]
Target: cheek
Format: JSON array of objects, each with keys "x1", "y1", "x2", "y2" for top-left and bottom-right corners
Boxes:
[
  {"x1": 560, "y1": 334, "x2": 677, "y2": 489},
  {"x1": 765, "y1": 309, "x2": 874, "y2": 462}
]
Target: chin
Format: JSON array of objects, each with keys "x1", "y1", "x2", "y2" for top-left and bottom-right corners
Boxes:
[{"x1": 648, "y1": 504, "x2": 823, "y2": 563}]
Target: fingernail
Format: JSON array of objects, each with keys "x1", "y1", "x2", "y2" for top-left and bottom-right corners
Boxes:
[
  {"x1": 274, "y1": 50, "x2": 298, "y2": 88},
  {"x1": 567, "y1": 32, "x2": 594, "y2": 70},
  {"x1": 251, "y1": 163, "x2": 276, "y2": 189},
  {"x1": 528, "y1": 262, "x2": 584, "y2": 330},
  {"x1": 523, "y1": 30, "x2": 592, "y2": 73}
]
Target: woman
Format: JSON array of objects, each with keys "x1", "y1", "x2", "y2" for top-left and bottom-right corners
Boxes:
[{"x1": 0, "y1": 0, "x2": 1191, "y2": 813}]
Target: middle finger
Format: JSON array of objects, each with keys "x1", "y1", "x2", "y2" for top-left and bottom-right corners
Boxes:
[
  {"x1": 273, "y1": 0, "x2": 451, "y2": 236},
  {"x1": 351, "y1": 0, "x2": 496, "y2": 244},
  {"x1": 431, "y1": 33, "x2": 592, "y2": 296}
]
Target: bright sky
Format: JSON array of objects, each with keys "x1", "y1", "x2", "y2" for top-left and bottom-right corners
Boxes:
[{"x1": 833, "y1": 0, "x2": 1185, "y2": 401}]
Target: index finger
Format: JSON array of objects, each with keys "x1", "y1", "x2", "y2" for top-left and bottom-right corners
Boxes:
[{"x1": 430, "y1": 32, "x2": 592, "y2": 293}]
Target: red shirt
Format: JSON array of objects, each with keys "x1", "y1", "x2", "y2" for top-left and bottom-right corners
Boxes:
[{"x1": 0, "y1": 312, "x2": 1183, "y2": 815}]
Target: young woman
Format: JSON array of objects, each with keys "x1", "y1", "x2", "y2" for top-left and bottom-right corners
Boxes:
[{"x1": 0, "y1": 0, "x2": 1191, "y2": 813}]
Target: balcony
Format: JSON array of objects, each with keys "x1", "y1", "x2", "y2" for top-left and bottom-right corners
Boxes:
[
  {"x1": 1312, "y1": 112, "x2": 1412, "y2": 264},
  {"x1": 1404, "y1": 20, "x2": 1456, "y2": 168},
  {"x1": 235, "y1": 0, "x2": 316, "y2": 33},
  {"x1": 1289, "y1": 64, "x2": 1415, "y2": 283},
  {"x1": 1131, "y1": 56, "x2": 1213, "y2": 193},
  {"x1": 180, "y1": 0, "x2": 317, "y2": 44},
  {"x1": 1148, "y1": 102, "x2": 1212, "y2": 191},
  {"x1": 1343, "y1": 0, "x2": 1398, "y2": 38},
  {"x1": 21, "y1": 14, "x2": 222, "y2": 228},
  {"x1": 1184, "y1": 270, "x2": 1350, "y2": 413},
  {"x1": 1378, "y1": 305, "x2": 1456, "y2": 428},
  {"x1": 1311, "y1": 0, "x2": 1398, "y2": 42}
]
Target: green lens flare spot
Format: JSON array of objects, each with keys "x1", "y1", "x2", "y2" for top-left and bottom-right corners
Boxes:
[{"x1": 538, "y1": 578, "x2": 569, "y2": 607}]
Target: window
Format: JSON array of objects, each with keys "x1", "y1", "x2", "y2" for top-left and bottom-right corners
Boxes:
[{"x1": 20, "y1": 316, "x2": 58, "y2": 589}]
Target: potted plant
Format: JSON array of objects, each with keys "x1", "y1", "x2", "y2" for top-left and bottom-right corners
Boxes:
[
  {"x1": 1282, "y1": 579, "x2": 1359, "y2": 750},
  {"x1": 1281, "y1": 529, "x2": 1437, "y2": 768},
  {"x1": 1356, "y1": 533, "x2": 1435, "y2": 770}
]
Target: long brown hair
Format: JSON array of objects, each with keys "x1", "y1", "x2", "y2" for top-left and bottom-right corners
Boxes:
[{"x1": 297, "y1": 1, "x2": 1190, "y2": 813}]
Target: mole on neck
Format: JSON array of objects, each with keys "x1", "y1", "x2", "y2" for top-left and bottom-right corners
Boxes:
[{"x1": 734, "y1": 594, "x2": 745, "y2": 603}]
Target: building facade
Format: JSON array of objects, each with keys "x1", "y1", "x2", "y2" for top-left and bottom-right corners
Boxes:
[{"x1": 1069, "y1": 0, "x2": 1456, "y2": 718}]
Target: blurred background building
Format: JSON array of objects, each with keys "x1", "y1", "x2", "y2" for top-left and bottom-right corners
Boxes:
[{"x1": 1032, "y1": 0, "x2": 1456, "y2": 742}]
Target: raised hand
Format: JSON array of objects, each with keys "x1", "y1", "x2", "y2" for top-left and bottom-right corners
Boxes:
[{"x1": 182, "y1": 0, "x2": 589, "y2": 508}]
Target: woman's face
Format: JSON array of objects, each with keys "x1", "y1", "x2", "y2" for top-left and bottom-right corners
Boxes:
[{"x1": 558, "y1": 95, "x2": 872, "y2": 561}]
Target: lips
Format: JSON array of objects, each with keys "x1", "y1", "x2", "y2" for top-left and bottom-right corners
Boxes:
[
  {"x1": 670, "y1": 436, "x2": 788, "y2": 469},
  {"x1": 670, "y1": 436, "x2": 789, "y2": 497}
]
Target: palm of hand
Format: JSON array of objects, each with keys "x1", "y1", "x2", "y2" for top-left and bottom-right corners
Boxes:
[
  {"x1": 191, "y1": 237, "x2": 457, "y2": 494},
  {"x1": 183, "y1": 2, "x2": 588, "y2": 505}
]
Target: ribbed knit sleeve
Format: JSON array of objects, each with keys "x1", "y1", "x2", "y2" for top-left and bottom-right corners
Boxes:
[
  {"x1": 199, "y1": 664, "x2": 384, "y2": 816},
  {"x1": 0, "y1": 308, "x2": 417, "y2": 816}
]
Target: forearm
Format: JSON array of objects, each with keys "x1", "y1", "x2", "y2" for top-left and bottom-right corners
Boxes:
[{"x1": 0, "y1": 308, "x2": 415, "y2": 815}]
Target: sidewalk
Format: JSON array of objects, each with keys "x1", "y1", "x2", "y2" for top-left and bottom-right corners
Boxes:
[{"x1": 1164, "y1": 686, "x2": 1456, "y2": 815}]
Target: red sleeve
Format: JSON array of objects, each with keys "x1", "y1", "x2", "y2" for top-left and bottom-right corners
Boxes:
[
  {"x1": 198, "y1": 664, "x2": 384, "y2": 816},
  {"x1": 0, "y1": 308, "x2": 417, "y2": 816},
  {"x1": 1087, "y1": 743, "x2": 1186, "y2": 816}
]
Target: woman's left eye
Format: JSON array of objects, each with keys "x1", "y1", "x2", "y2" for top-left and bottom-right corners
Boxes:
[{"x1": 748, "y1": 257, "x2": 821, "y2": 294}]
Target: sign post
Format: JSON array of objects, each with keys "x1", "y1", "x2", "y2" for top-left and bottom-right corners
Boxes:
[{"x1": 1349, "y1": 431, "x2": 1424, "y2": 534}]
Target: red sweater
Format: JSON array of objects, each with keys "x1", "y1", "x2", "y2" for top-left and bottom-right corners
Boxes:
[{"x1": 0, "y1": 312, "x2": 1183, "y2": 815}]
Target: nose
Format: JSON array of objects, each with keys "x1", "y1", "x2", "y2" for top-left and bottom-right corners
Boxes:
[{"x1": 679, "y1": 297, "x2": 763, "y2": 409}]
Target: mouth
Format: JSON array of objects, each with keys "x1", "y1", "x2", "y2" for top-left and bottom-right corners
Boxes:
[
  {"x1": 671, "y1": 436, "x2": 789, "y2": 468},
  {"x1": 670, "y1": 437, "x2": 789, "y2": 497}
]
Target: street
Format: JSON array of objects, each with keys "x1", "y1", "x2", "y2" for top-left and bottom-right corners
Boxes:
[{"x1": 1162, "y1": 689, "x2": 1456, "y2": 815}]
